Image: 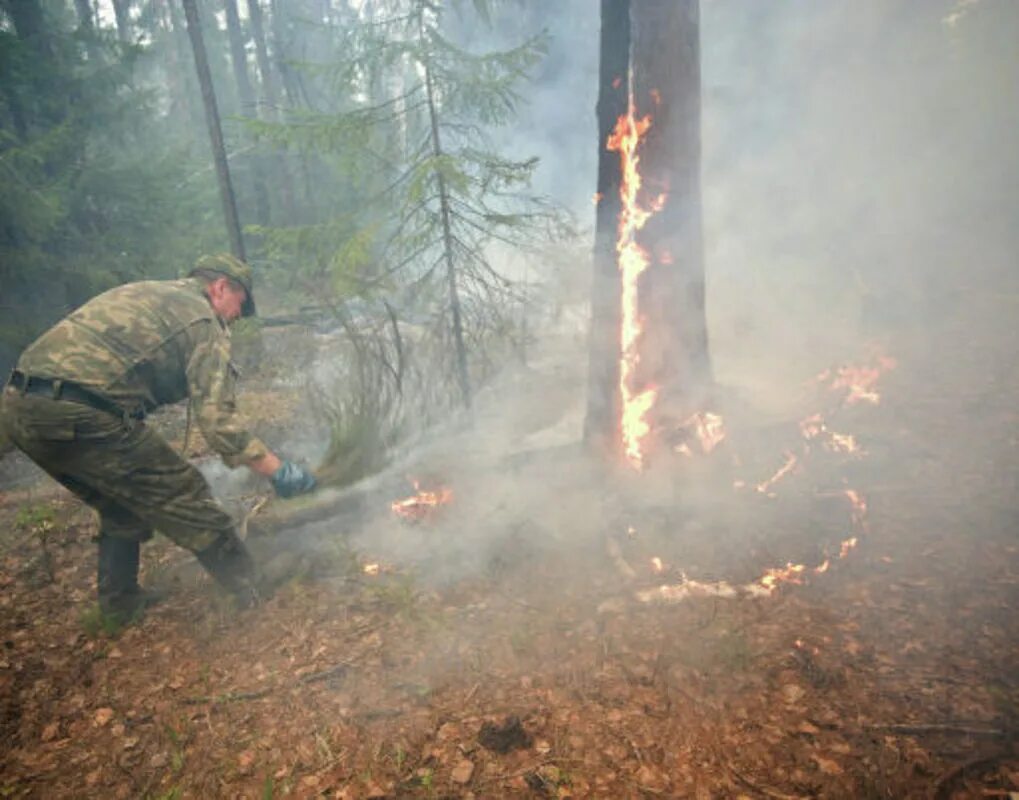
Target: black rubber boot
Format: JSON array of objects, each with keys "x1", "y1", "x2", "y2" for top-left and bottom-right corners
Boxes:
[
  {"x1": 195, "y1": 532, "x2": 261, "y2": 608},
  {"x1": 97, "y1": 536, "x2": 160, "y2": 622}
]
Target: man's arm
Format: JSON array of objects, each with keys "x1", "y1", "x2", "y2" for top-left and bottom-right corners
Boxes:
[{"x1": 185, "y1": 331, "x2": 314, "y2": 496}]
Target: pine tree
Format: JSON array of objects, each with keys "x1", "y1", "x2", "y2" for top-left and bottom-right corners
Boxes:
[{"x1": 252, "y1": 0, "x2": 573, "y2": 408}]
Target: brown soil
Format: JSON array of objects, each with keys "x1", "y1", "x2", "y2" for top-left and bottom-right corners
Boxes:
[{"x1": 0, "y1": 301, "x2": 1016, "y2": 799}]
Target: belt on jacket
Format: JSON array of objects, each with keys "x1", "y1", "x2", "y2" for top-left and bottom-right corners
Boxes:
[{"x1": 7, "y1": 370, "x2": 145, "y2": 421}]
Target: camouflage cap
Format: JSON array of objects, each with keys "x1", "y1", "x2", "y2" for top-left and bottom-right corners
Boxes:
[{"x1": 189, "y1": 253, "x2": 257, "y2": 317}]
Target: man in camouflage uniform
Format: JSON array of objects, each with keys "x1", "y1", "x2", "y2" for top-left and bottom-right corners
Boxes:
[{"x1": 1, "y1": 254, "x2": 317, "y2": 619}]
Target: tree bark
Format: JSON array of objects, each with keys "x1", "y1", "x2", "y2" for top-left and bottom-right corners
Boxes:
[
  {"x1": 268, "y1": 0, "x2": 301, "y2": 108},
  {"x1": 164, "y1": 0, "x2": 203, "y2": 131},
  {"x1": 268, "y1": 0, "x2": 314, "y2": 206},
  {"x1": 583, "y1": 0, "x2": 630, "y2": 452},
  {"x1": 246, "y1": 0, "x2": 295, "y2": 221},
  {"x1": 4, "y1": 0, "x2": 62, "y2": 131},
  {"x1": 246, "y1": 0, "x2": 279, "y2": 113},
  {"x1": 631, "y1": 0, "x2": 712, "y2": 416},
  {"x1": 110, "y1": 0, "x2": 130, "y2": 42},
  {"x1": 182, "y1": 0, "x2": 247, "y2": 261},
  {"x1": 223, "y1": 0, "x2": 271, "y2": 224},
  {"x1": 72, "y1": 0, "x2": 102, "y2": 62},
  {"x1": 5, "y1": 0, "x2": 50, "y2": 57},
  {"x1": 72, "y1": 0, "x2": 93, "y2": 30}
]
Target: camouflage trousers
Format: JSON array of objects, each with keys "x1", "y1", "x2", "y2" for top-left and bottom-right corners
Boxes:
[{"x1": 1, "y1": 388, "x2": 233, "y2": 552}]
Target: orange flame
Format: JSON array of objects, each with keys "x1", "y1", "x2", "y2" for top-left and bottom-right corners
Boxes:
[
  {"x1": 607, "y1": 103, "x2": 663, "y2": 469},
  {"x1": 756, "y1": 452, "x2": 799, "y2": 495},
  {"x1": 799, "y1": 413, "x2": 861, "y2": 455},
  {"x1": 758, "y1": 562, "x2": 807, "y2": 593},
  {"x1": 639, "y1": 355, "x2": 887, "y2": 607},
  {"x1": 844, "y1": 489, "x2": 867, "y2": 531},
  {"x1": 676, "y1": 411, "x2": 727, "y2": 456},
  {"x1": 799, "y1": 412, "x2": 825, "y2": 440},
  {"x1": 827, "y1": 432, "x2": 859, "y2": 454},
  {"x1": 391, "y1": 479, "x2": 453, "y2": 522},
  {"x1": 817, "y1": 355, "x2": 897, "y2": 406}
]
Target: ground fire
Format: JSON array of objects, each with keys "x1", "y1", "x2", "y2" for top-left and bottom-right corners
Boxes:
[
  {"x1": 390, "y1": 478, "x2": 453, "y2": 523},
  {"x1": 631, "y1": 354, "x2": 889, "y2": 605}
]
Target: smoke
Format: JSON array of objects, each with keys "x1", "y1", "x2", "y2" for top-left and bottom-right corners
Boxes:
[
  {"x1": 253, "y1": 0, "x2": 1019, "y2": 604},
  {"x1": 433, "y1": 2, "x2": 1019, "y2": 413},
  {"x1": 701, "y1": 0, "x2": 1019, "y2": 388}
]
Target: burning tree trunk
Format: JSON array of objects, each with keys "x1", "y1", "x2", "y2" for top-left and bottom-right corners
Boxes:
[
  {"x1": 630, "y1": 0, "x2": 712, "y2": 409},
  {"x1": 584, "y1": 0, "x2": 630, "y2": 453},
  {"x1": 584, "y1": 0, "x2": 713, "y2": 465},
  {"x1": 182, "y1": 0, "x2": 247, "y2": 261}
]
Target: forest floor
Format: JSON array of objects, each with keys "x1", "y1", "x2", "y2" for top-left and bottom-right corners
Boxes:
[{"x1": 0, "y1": 293, "x2": 1016, "y2": 799}]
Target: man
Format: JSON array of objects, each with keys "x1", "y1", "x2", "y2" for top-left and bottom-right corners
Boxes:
[{"x1": 1, "y1": 254, "x2": 317, "y2": 619}]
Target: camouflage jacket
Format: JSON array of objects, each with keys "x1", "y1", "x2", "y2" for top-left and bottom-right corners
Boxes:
[{"x1": 16, "y1": 279, "x2": 268, "y2": 468}]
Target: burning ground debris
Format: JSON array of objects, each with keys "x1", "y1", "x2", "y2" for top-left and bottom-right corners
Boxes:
[
  {"x1": 671, "y1": 411, "x2": 727, "y2": 457},
  {"x1": 0, "y1": 311, "x2": 1017, "y2": 799},
  {"x1": 623, "y1": 351, "x2": 892, "y2": 606},
  {"x1": 814, "y1": 353, "x2": 898, "y2": 407},
  {"x1": 389, "y1": 478, "x2": 453, "y2": 524}
]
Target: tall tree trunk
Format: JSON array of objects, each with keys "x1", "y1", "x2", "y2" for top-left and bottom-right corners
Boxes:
[
  {"x1": 72, "y1": 0, "x2": 93, "y2": 29},
  {"x1": 268, "y1": 0, "x2": 314, "y2": 206},
  {"x1": 223, "y1": 0, "x2": 271, "y2": 224},
  {"x1": 631, "y1": 0, "x2": 712, "y2": 416},
  {"x1": 246, "y1": 0, "x2": 279, "y2": 113},
  {"x1": 246, "y1": 0, "x2": 295, "y2": 221},
  {"x1": 5, "y1": 0, "x2": 68, "y2": 128},
  {"x1": 182, "y1": 0, "x2": 246, "y2": 261},
  {"x1": 0, "y1": 0, "x2": 45, "y2": 137},
  {"x1": 165, "y1": 0, "x2": 202, "y2": 131},
  {"x1": 423, "y1": 60, "x2": 471, "y2": 410},
  {"x1": 72, "y1": 0, "x2": 102, "y2": 62},
  {"x1": 6, "y1": 0, "x2": 49, "y2": 56},
  {"x1": 110, "y1": 0, "x2": 130, "y2": 42},
  {"x1": 268, "y1": 0, "x2": 300, "y2": 108},
  {"x1": 584, "y1": 0, "x2": 630, "y2": 452}
]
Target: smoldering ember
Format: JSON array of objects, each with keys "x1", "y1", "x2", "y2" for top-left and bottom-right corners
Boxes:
[{"x1": 0, "y1": 2, "x2": 1016, "y2": 798}]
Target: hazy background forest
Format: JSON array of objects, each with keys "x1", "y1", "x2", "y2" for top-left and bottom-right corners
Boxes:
[
  {"x1": 1, "y1": 1, "x2": 1018, "y2": 797},
  {"x1": 2, "y1": 0, "x2": 1017, "y2": 386}
]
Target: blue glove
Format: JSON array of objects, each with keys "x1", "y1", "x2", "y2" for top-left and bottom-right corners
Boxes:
[{"x1": 271, "y1": 461, "x2": 317, "y2": 498}]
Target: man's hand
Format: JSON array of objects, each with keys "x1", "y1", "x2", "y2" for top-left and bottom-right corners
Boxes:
[{"x1": 271, "y1": 461, "x2": 317, "y2": 498}]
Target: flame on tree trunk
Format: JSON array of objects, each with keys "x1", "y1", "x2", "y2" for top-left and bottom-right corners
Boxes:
[
  {"x1": 631, "y1": 0, "x2": 712, "y2": 411},
  {"x1": 585, "y1": 0, "x2": 713, "y2": 466},
  {"x1": 584, "y1": 0, "x2": 630, "y2": 453}
]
